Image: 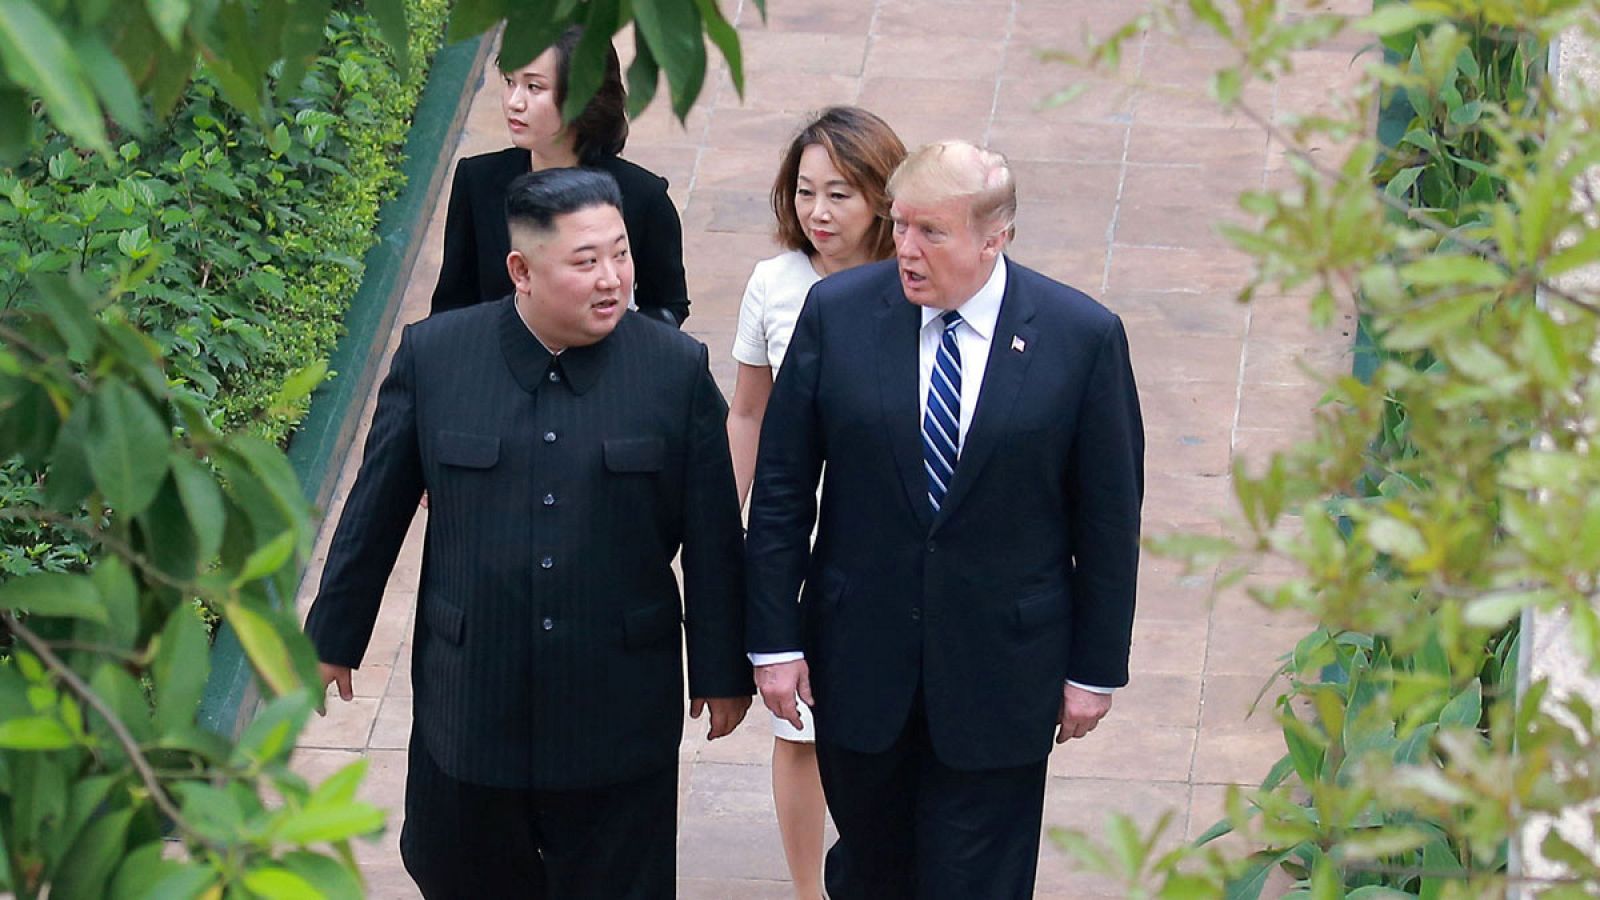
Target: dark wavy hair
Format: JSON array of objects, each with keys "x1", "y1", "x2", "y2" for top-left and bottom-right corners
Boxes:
[
  {"x1": 499, "y1": 25, "x2": 629, "y2": 163},
  {"x1": 771, "y1": 107, "x2": 907, "y2": 261}
]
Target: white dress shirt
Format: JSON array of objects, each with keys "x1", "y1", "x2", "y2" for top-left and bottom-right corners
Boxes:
[{"x1": 750, "y1": 258, "x2": 1111, "y2": 695}]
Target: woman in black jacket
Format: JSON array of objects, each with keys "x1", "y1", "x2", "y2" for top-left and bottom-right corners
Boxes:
[{"x1": 430, "y1": 27, "x2": 690, "y2": 326}]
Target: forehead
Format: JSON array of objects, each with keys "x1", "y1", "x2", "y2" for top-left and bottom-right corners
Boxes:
[
  {"x1": 502, "y1": 47, "x2": 558, "y2": 80},
  {"x1": 546, "y1": 204, "x2": 627, "y2": 247},
  {"x1": 890, "y1": 195, "x2": 968, "y2": 227}
]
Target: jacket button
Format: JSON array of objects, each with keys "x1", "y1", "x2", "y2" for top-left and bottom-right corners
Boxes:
[
  {"x1": 543, "y1": 493, "x2": 556, "y2": 506},
  {"x1": 926, "y1": 542, "x2": 936, "y2": 553},
  {"x1": 548, "y1": 370, "x2": 561, "y2": 383},
  {"x1": 542, "y1": 617, "x2": 554, "y2": 631},
  {"x1": 544, "y1": 431, "x2": 557, "y2": 443},
  {"x1": 540, "y1": 557, "x2": 554, "y2": 569},
  {"x1": 910, "y1": 608, "x2": 922, "y2": 622}
]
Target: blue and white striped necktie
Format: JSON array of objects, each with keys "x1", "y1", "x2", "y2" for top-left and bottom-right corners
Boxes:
[{"x1": 923, "y1": 310, "x2": 963, "y2": 512}]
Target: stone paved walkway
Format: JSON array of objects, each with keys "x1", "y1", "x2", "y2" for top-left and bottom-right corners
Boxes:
[{"x1": 293, "y1": 0, "x2": 1364, "y2": 895}]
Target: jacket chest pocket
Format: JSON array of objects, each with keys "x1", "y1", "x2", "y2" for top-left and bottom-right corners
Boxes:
[
  {"x1": 603, "y1": 437, "x2": 665, "y2": 474},
  {"x1": 436, "y1": 431, "x2": 500, "y2": 469}
]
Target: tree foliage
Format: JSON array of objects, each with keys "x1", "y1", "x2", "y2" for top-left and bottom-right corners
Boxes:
[
  {"x1": 1052, "y1": 1, "x2": 1600, "y2": 897},
  {"x1": 0, "y1": 0, "x2": 744, "y2": 895}
]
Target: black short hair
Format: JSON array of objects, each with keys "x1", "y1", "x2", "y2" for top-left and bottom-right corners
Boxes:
[{"x1": 504, "y1": 168, "x2": 623, "y2": 234}]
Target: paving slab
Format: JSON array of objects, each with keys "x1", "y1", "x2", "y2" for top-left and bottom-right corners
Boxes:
[{"x1": 291, "y1": 0, "x2": 1366, "y2": 895}]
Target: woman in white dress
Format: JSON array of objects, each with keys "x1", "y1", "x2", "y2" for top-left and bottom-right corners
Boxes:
[{"x1": 727, "y1": 106, "x2": 906, "y2": 899}]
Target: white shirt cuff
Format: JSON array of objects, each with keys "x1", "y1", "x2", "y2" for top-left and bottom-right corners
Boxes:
[
  {"x1": 1066, "y1": 680, "x2": 1115, "y2": 694},
  {"x1": 750, "y1": 651, "x2": 805, "y2": 667}
]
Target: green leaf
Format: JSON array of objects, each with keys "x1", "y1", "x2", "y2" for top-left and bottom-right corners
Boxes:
[
  {"x1": 0, "y1": 716, "x2": 75, "y2": 750},
  {"x1": 309, "y1": 757, "x2": 369, "y2": 808},
  {"x1": 0, "y1": 572, "x2": 106, "y2": 623},
  {"x1": 227, "y1": 599, "x2": 301, "y2": 697},
  {"x1": 273, "y1": 802, "x2": 386, "y2": 844},
  {"x1": 233, "y1": 690, "x2": 313, "y2": 766},
  {"x1": 499, "y1": 7, "x2": 566, "y2": 71},
  {"x1": 109, "y1": 842, "x2": 206, "y2": 899},
  {"x1": 633, "y1": 0, "x2": 705, "y2": 120},
  {"x1": 273, "y1": 359, "x2": 329, "y2": 410},
  {"x1": 624, "y1": 31, "x2": 660, "y2": 120},
  {"x1": 1463, "y1": 590, "x2": 1536, "y2": 628},
  {"x1": 87, "y1": 557, "x2": 140, "y2": 649},
  {"x1": 363, "y1": 0, "x2": 409, "y2": 81},
  {"x1": 1364, "y1": 517, "x2": 1426, "y2": 560},
  {"x1": 73, "y1": 33, "x2": 146, "y2": 135},
  {"x1": 152, "y1": 602, "x2": 210, "y2": 735},
  {"x1": 171, "y1": 454, "x2": 226, "y2": 562},
  {"x1": 1383, "y1": 165, "x2": 1423, "y2": 200},
  {"x1": 145, "y1": 0, "x2": 190, "y2": 46},
  {"x1": 243, "y1": 867, "x2": 322, "y2": 900},
  {"x1": 1396, "y1": 255, "x2": 1506, "y2": 287},
  {"x1": 446, "y1": 0, "x2": 510, "y2": 43},
  {"x1": 692, "y1": 0, "x2": 741, "y2": 96},
  {"x1": 0, "y1": 83, "x2": 35, "y2": 161},
  {"x1": 233, "y1": 528, "x2": 296, "y2": 587},
  {"x1": 1437, "y1": 681, "x2": 1481, "y2": 729},
  {"x1": 86, "y1": 380, "x2": 171, "y2": 517},
  {"x1": 1357, "y1": 5, "x2": 1442, "y2": 37},
  {"x1": 0, "y1": 0, "x2": 111, "y2": 153},
  {"x1": 277, "y1": 851, "x2": 364, "y2": 900},
  {"x1": 51, "y1": 806, "x2": 134, "y2": 900},
  {"x1": 35, "y1": 275, "x2": 100, "y2": 363}
]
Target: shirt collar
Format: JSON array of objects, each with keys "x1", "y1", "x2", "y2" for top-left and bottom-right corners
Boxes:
[
  {"x1": 498, "y1": 297, "x2": 610, "y2": 395},
  {"x1": 919, "y1": 256, "x2": 1007, "y2": 339}
]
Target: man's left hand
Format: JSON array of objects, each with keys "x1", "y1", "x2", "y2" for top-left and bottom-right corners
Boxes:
[
  {"x1": 691, "y1": 695, "x2": 753, "y2": 740},
  {"x1": 1056, "y1": 684, "x2": 1112, "y2": 743}
]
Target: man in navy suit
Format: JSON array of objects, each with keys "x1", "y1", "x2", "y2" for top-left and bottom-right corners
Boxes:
[{"x1": 745, "y1": 140, "x2": 1144, "y2": 898}]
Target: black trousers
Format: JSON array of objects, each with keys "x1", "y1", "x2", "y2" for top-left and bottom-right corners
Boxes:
[
  {"x1": 816, "y1": 704, "x2": 1048, "y2": 900},
  {"x1": 399, "y1": 736, "x2": 677, "y2": 899}
]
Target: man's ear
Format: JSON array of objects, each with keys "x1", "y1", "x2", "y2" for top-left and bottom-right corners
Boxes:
[
  {"x1": 980, "y1": 225, "x2": 1007, "y2": 261},
  {"x1": 506, "y1": 249, "x2": 533, "y2": 295}
]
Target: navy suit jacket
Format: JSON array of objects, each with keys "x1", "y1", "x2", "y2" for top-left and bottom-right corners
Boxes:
[{"x1": 745, "y1": 257, "x2": 1144, "y2": 771}]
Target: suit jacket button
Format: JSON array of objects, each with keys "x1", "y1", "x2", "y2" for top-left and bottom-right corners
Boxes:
[
  {"x1": 543, "y1": 493, "x2": 556, "y2": 506},
  {"x1": 548, "y1": 370, "x2": 561, "y2": 383},
  {"x1": 544, "y1": 431, "x2": 557, "y2": 443},
  {"x1": 542, "y1": 617, "x2": 554, "y2": 631},
  {"x1": 910, "y1": 608, "x2": 922, "y2": 622},
  {"x1": 540, "y1": 556, "x2": 554, "y2": 569},
  {"x1": 926, "y1": 542, "x2": 936, "y2": 553}
]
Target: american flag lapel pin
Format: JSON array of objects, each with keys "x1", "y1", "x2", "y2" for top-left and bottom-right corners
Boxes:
[{"x1": 1011, "y1": 335, "x2": 1026, "y2": 353}]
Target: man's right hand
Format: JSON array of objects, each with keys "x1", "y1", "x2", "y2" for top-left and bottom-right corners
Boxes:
[
  {"x1": 755, "y1": 659, "x2": 813, "y2": 731},
  {"x1": 318, "y1": 663, "x2": 354, "y2": 716}
]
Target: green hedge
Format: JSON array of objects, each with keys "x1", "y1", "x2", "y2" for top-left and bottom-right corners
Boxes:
[
  {"x1": 0, "y1": 0, "x2": 449, "y2": 579},
  {"x1": 0, "y1": 0, "x2": 447, "y2": 443}
]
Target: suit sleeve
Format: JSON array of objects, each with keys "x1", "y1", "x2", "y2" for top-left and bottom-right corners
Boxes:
[
  {"x1": 430, "y1": 163, "x2": 478, "y2": 315},
  {"x1": 744, "y1": 288, "x2": 826, "y2": 654},
  {"x1": 303, "y1": 328, "x2": 426, "y2": 668},
  {"x1": 1064, "y1": 315, "x2": 1145, "y2": 687},
  {"x1": 680, "y1": 344, "x2": 754, "y2": 697},
  {"x1": 629, "y1": 176, "x2": 690, "y2": 326}
]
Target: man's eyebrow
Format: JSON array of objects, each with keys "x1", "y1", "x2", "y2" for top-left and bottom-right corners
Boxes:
[{"x1": 567, "y1": 234, "x2": 628, "y2": 255}]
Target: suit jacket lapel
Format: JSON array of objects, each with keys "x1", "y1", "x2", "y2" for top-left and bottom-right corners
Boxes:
[
  {"x1": 934, "y1": 262, "x2": 1038, "y2": 528},
  {"x1": 877, "y1": 290, "x2": 934, "y2": 533}
]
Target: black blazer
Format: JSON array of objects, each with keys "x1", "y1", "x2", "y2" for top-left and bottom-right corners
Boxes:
[
  {"x1": 305, "y1": 300, "x2": 750, "y2": 790},
  {"x1": 430, "y1": 149, "x2": 691, "y2": 325},
  {"x1": 745, "y1": 258, "x2": 1144, "y2": 771}
]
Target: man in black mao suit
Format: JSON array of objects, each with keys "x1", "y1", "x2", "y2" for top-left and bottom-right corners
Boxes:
[
  {"x1": 746, "y1": 141, "x2": 1144, "y2": 898},
  {"x1": 306, "y1": 168, "x2": 752, "y2": 898}
]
